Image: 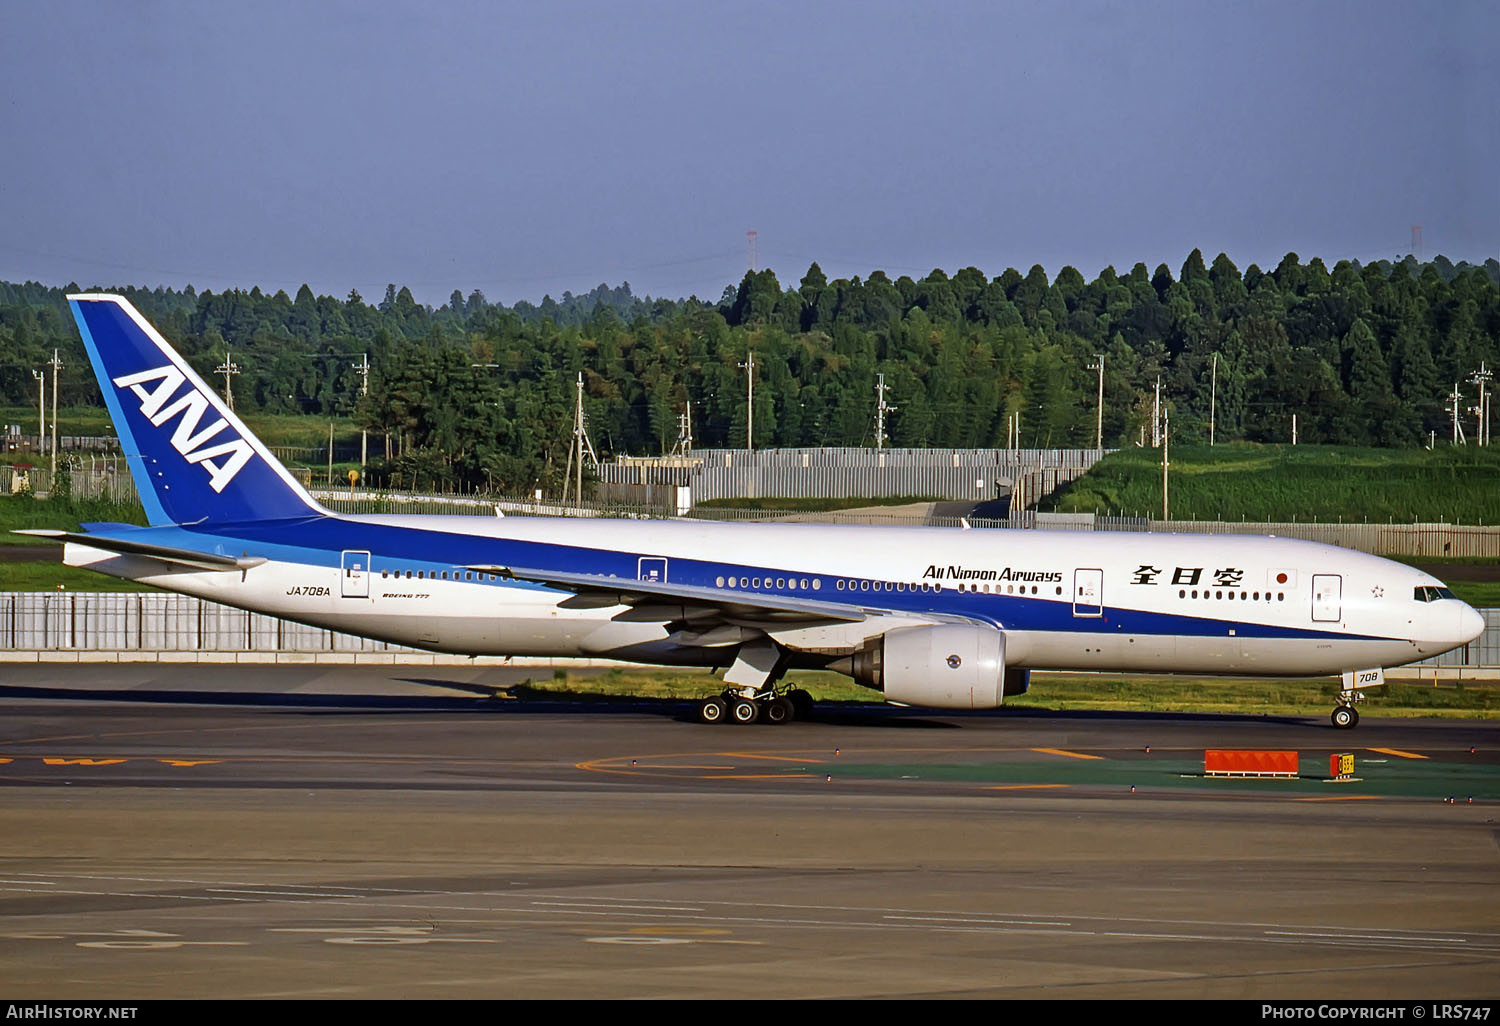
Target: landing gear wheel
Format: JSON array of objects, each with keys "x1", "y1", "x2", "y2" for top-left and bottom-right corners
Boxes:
[
  {"x1": 1331, "y1": 705, "x2": 1358, "y2": 729},
  {"x1": 787, "y1": 689, "x2": 814, "y2": 719},
  {"x1": 698, "y1": 696, "x2": 727, "y2": 724},
  {"x1": 730, "y1": 698, "x2": 760, "y2": 725},
  {"x1": 764, "y1": 697, "x2": 794, "y2": 725}
]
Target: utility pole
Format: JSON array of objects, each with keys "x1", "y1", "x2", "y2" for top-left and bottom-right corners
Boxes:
[
  {"x1": 49, "y1": 349, "x2": 62, "y2": 481},
  {"x1": 738, "y1": 351, "x2": 755, "y2": 451},
  {"x1": 1470, "y1": 363, "x2": 1492, "y2": 447},
  {"x1": 1087, "y1": 354, "x2": 1104, "y2": 451},
  {"x1": 561, "y1": 372, "x2": 597, "y2": 505},
  {"x1": 215, "y1": 350, "x2": 239, "y2": 412},
  {"x1": 353, "y1": 352, "x2": 370, "y2": 471},
  {"x1": 1209, "y1": 353, "x2": 1218, "y2": 446},
  {"x1": 874, "y1": 373, "x2": 896, "y2": 451},
  {"x1": 669, "y1": 399, "x2": 694, "y2": 456},
  {"x1": 31, "y1": 369, "x2": 44, "y2": 457},
  {"x1": 1152, "y1": 376, "x2": 1161, "y2": 448},
  {"x1": 1161, "y1": 406, "x2": 1170, "y2": 521},
  {"x1": 1448, "y1": 383, "x2": 1465, "y2": 444},
  {"x1": 1291, "y1": 413, "x2": 1298, "y2": 446}
]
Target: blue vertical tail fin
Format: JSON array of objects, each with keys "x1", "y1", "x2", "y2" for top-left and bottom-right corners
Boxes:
[{"x1": 68, "y1": 293, "x2": 328, "y2": 525}]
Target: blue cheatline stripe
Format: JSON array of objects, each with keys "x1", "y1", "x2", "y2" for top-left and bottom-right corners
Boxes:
[
  {"x1": 69, "y1": 303, "x2": 169, "y2": 526},
  {"x1": 72, "y1": 516, "x2": 1397, "y2": 645}
]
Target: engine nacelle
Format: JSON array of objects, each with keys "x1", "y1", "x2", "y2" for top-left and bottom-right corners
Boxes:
[{"x1": 850, "y1": 624, "x2": 1019, "y2": 710}]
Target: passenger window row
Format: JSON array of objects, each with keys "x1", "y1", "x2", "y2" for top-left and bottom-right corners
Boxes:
[{"x1": 379, "y1": 569, "x2": 498, "y2": 581}]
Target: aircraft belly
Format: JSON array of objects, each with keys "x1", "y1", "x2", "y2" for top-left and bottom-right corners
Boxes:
[
  {"x1": 1018, "y1": 628, "x2": 1418, "y2": 676},
  {"x1": 1016, "y1": 630, "x2": 1178, "y2": 672}
]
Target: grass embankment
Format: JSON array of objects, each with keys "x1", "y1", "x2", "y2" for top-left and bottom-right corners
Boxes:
[
  {"x1": 0, "y1": 494, "x2": 150, "y2": 590},
  {"x1": 1043, "y1": 443, "x2": 1500, "y2": 523},
  {"x1": 520, "y1": 668, "x2": 1500, "y2": 719},
  {"x1": 0, "y1": 494, "x2": 146, "y2": 541}
]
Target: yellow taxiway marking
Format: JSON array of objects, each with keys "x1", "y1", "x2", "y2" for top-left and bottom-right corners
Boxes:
[
  {"x1": 722, "y1": 752, "x2": 826, "y2": 763},
  {"x1": 984, "y1": 784, "x2": 1072, "y2": 791},
  {"x1": 41, "y1": 758, "x2": 127, "y2": 767},
  {"x1": 1367, "y1": 747, "x2": 1427, "y2": 760},
  {"x1": 1293, "y1": 795, "x2": 1382, "y2": 802},
  {"x1": 1032, "y1": 748, "x2": 1103, "y2": 761}
]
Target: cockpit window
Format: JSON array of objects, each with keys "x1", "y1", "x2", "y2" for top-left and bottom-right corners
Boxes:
[{"x1": 1413, "y1": 586, "x2": 1457, "y2": 603}]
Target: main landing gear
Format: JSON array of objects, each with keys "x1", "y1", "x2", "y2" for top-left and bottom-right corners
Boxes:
[
  {"x1": 697, "y1": 638, "x2": 811, "y2": 725},
  {"x1": 698, "y1": 688, "x2": 813, "y2": 726}
]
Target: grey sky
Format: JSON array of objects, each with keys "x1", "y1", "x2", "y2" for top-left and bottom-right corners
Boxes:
[{"x1": 2, "y1": 0, "x2": 1495, "y2": 306}]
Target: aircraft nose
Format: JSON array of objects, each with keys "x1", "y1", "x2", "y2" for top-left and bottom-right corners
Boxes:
[{"x1": 1458, "y1": 603, "x2": 1486, "y2": 645}]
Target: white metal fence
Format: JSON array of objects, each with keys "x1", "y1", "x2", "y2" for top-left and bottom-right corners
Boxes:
[
  {"x1": 0, "y1": 592, "x2": 411, "y2": 655},
  {"x1": 596, "y1": 446, "x2": 1105, "y2": 504}
]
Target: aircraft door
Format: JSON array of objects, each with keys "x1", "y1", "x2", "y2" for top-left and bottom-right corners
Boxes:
[
  {"x1": 1072, "y1": 568, "x2": 1103, "y2": 617},
  {"x1": 1312, "y1": 574, "x2": 1341, "y2": 622},
  {"x1": 638, "y1": 557, "x2": 667, "y2": 584},
  {"x1": 341, "y1": 550, "x2": 371, "y2": 598}
]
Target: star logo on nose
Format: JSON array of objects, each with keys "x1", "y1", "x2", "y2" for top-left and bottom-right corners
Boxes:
[{"x1": 1371, "y1": 586, "x2": 1384, "y2": 599}]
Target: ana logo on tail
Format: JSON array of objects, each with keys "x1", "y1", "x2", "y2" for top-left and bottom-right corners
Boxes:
[{"x1": 113, "y1": 365, "x2": 254, "y2": 492}]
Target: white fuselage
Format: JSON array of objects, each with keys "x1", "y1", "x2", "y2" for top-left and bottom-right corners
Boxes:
[{"x1": 66, "y1": 515, "x2": 1483, "y2": 678}]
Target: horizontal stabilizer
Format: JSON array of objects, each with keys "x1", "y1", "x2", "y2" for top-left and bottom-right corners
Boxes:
[{"x1": 14, "y1": 529, "x2": 267, "y2": 572}]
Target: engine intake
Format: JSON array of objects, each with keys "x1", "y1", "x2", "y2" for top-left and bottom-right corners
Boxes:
[{"x1": 850, "y1": 624, "x2": 1020, "y2": 710}]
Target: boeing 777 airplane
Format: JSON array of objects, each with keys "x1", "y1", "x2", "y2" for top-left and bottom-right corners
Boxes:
[{"x1": 21, "y1": 294, "x2": 1485, "y2": 728}]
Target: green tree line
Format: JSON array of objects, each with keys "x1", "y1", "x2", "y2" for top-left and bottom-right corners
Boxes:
[{"x1": 0, "y1": 252, "x2": 1496, "y2": 493}]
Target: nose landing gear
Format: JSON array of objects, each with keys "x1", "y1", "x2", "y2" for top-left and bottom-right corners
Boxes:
[{"x1": 1331, "y1": 668, "x2": 1383, "y2": 729}]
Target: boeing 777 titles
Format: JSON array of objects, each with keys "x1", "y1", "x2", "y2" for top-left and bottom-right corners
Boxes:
[{"x1": 21, "y1": 294, "x2": 1485, "y2": 728}]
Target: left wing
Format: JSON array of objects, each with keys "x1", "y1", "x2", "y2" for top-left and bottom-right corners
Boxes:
[{"x1": 470, "y1": 562, "x2": 871, "y2": 635}]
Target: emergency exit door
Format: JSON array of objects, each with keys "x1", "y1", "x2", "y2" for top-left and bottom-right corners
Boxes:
[
  {"x1": 1073, "y1": 568, "x2": 1103, "y2": 617},
  {"x1": 1312, "y1": 574, "x2": 1341, "y2": 622},
  {"x1": 341, "y1": 550, "x2": 370, "y2": 598}
]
